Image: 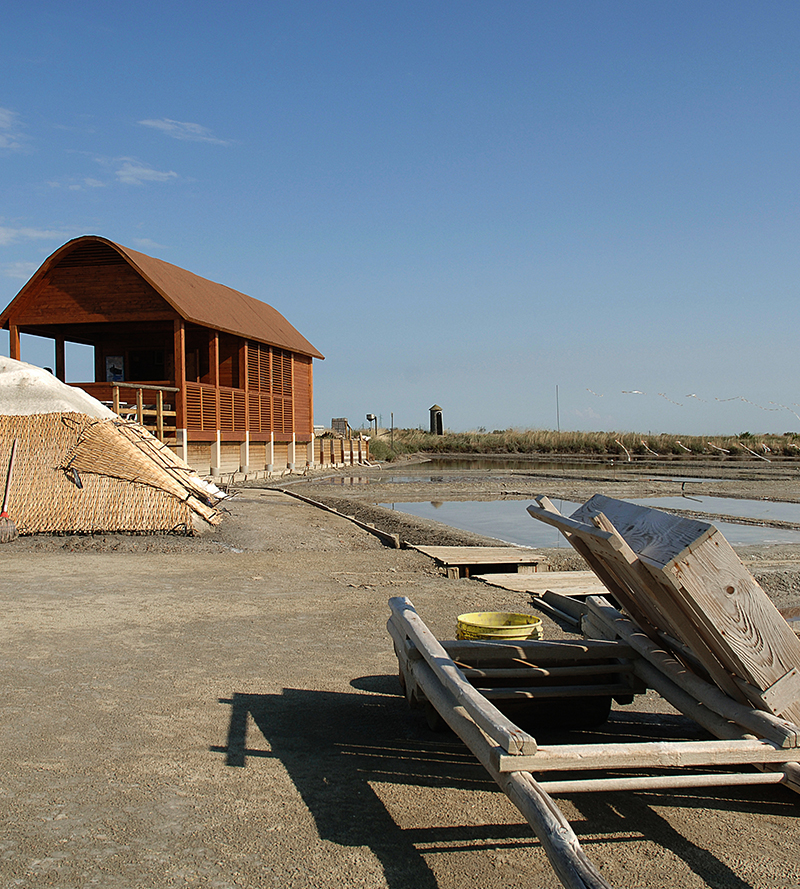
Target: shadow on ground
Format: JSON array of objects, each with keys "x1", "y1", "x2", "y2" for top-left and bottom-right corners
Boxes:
[{"x1": 212, "y1": 678, "x2": 797, "y2": 889}]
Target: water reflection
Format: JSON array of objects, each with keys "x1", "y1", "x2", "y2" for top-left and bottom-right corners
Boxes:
[
  {"x1": 422, "y1": 457, "x2": 607, "y2": 472},
  {"x1": 382, "y1": 499, "x2": 800, "y2": 548},
  {"x1": 383, "y1": 500, "x2": 583, "y2": 548},
  {"x1": 631, "y1": 495, "x2": 800, "y2": 524}
]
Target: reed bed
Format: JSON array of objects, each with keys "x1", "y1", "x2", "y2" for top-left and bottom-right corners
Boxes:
[{"x1": 368, "y1": 428, "x2": 800, "y2": 461}]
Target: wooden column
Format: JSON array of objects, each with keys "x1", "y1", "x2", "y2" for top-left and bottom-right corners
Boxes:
[
  {"x1": 242, "y1": 340, "x2": 250, "y2": 437},
  {"x1": 308, "y1": 362, "x2": 314, "y2": 437},
  {"x1": 210, "y1": 331, "x2": 220, "y2": 416},
  {"x1": 210, "y1": 332, "x2": 221, "y2": 474},
  {"x1": 55, "y1": 337, "x2": 66, "y2": 381},
  {"x1": 173, "y1": 319, "x2": 188, "y2": 462},
  {"x1": 240, "y1": 433, "x2": 250, "y2": 473},
  {"x1": 9, "y1": 324, "x2": 20, "y2": 360}
]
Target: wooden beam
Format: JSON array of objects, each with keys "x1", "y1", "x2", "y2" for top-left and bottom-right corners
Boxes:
[
  {"x1": 460, "y1": 663, "x2": 634, "y2": 681},
  {"x1": 540, "y1": 771, "x2": 785, "y2": 794},
  {"x1": 493, "y1": 737, "x2": 794, "y2": 774},
  {"x1": 479, "y1": 683, "x2": 634, "y2": 700},
  {"x1": 388, "y1": 597, "x2": 538, "y2": 755}
]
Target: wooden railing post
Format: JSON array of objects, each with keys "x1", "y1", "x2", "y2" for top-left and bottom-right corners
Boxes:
[{"x1": 156, "y1": 390, "x2": 164, "y2": 440}]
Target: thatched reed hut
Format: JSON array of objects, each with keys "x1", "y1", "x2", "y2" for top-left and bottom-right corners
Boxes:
[{"x1": 0, "y1": 358, "x2": 223, "y2": 535}]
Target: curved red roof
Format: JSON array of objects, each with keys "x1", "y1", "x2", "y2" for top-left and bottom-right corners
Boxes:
[{"x1": 1, "y1": 236, "x2": 324, "y2": 360}]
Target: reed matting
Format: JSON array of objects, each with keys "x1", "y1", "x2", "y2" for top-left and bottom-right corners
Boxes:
[{"x1": 0, "y1": 413, "x2": 222, "y2": 534}]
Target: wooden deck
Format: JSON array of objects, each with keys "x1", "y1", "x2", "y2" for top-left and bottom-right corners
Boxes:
[{"x1": 408, "y1": 545, "x2": 548, "y2": 578}]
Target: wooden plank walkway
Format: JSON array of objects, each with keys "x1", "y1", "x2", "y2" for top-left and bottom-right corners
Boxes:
[{"x1": 409, "y1": 545, "x2": 548, "y2": 578}]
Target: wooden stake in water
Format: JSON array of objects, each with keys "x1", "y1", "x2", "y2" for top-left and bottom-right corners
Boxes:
[{"x1": 0, "y1": 439, "x2": 18, "y2": 543}]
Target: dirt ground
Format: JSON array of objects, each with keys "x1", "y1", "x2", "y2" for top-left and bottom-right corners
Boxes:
[{"x1": 2, "y1": 456, "x2": 800, "y2": 888}]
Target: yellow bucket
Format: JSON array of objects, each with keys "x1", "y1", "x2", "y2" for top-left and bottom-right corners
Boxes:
[{"x1": 456, "y1": 611, "x2": 543, "y2": 641}]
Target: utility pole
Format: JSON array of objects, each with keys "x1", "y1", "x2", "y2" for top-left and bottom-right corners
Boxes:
[{"x1": 556, "y1": 384, "x2": 560, "y2": 433}]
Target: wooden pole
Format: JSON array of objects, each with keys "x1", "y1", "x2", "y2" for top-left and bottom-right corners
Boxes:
[
  {"x1": 9, "y1": 324, "x2": 20, "y2": 360},
  {"x1": 55, "y1": 337, "x2": 66, "y2": 381},
  {"x1": 388, "y1": 597, "x2": 537, "y2": 754},
  {"x1": 540, "y1": 771, "x2": 784, "y2": 795},
  {"x1": 156, "y1": 390, "x2": 164, "y2": 440}
]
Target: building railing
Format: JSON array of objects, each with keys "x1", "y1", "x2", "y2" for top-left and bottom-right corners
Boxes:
[
  {"x1": 73, "y1": 382, "x2": 179, "y2": 441},
  {"x1": 74, "y1": 381, "x2": 308, "y2": 441}
]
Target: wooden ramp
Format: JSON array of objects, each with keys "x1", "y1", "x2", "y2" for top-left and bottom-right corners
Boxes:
[
  {"x1": 474, "y1": 570, "x2": 608, "y2": 627},
  {"x1": 409, "y1": 544, "x2": 548, "y2": 578},
  {"x1": 474, "y1": 569, "x2": 606, "y2": 596}
]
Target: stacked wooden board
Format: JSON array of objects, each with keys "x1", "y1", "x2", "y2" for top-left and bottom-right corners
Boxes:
[
  {"x1": 408, "y1": 544, "x2": 548, "y2": 578},
  {"x1": 529, "y1": 494, "x2": 800, "y2": 726}
]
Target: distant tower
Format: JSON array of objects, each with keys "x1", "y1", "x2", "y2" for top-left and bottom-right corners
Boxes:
[{"x1": 429, "y1": 404, "x2": 443, "y2": 435}]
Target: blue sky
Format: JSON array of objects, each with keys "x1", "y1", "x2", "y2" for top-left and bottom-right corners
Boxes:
[{"x1": 2, "y1": 1, "x2": 799, "y2": 435}]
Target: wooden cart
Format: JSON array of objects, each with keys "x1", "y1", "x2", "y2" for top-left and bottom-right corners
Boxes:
[{"x1": 387, "y1": 494, "x2": 800, "y2": 889}]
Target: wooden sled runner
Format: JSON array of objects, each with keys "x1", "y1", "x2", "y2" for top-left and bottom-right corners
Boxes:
[{"x1": 387, "y1": 494, "x2": 800, "y2": 889}]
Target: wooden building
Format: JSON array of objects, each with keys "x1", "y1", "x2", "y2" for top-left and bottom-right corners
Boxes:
[{"x1": 0, "y1": 235, "x2": 328, "y2": 475}]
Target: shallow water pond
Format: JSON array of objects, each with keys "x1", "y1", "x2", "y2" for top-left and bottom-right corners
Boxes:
[
  {"x1": 381, "y1": 498, "x2": 800, "y2": 548},
  {"x1": 630, "y1": 495, "x2": 800, "y2": 524}
]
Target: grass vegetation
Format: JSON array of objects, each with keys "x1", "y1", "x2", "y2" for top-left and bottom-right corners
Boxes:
[{"x1": 366, "y1": 428, "x2": 800, "y2": 462}]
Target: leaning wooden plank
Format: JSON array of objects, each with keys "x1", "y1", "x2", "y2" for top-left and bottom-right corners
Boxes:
[
  {"x1": 648, "y1": 534, "x2": 800, "y2": 725},
  {"x1": 528, "y1": 499, "x2": 666, "y2": 638},
  {"x1": 408, "y1": 650, "x2": 613, "y2": 889},
  {"x1": 586, "y1": 597, "x2": 800, "y2": 748},
  {"x1": 493, "y1": 737, "x2": 794, "y2": 774},
  {"x1": 388, "y1": 597, "x2": 537, "y2": 754},
  {"x1": 587, "y1": 511, "x2": 747, "y2": 703},
  {"x1": 571, "y1": 493, "x2": 715, "y2": 567},
  {"x1": 572, "y1": 495, "x2": 800, "y2": 724}
]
